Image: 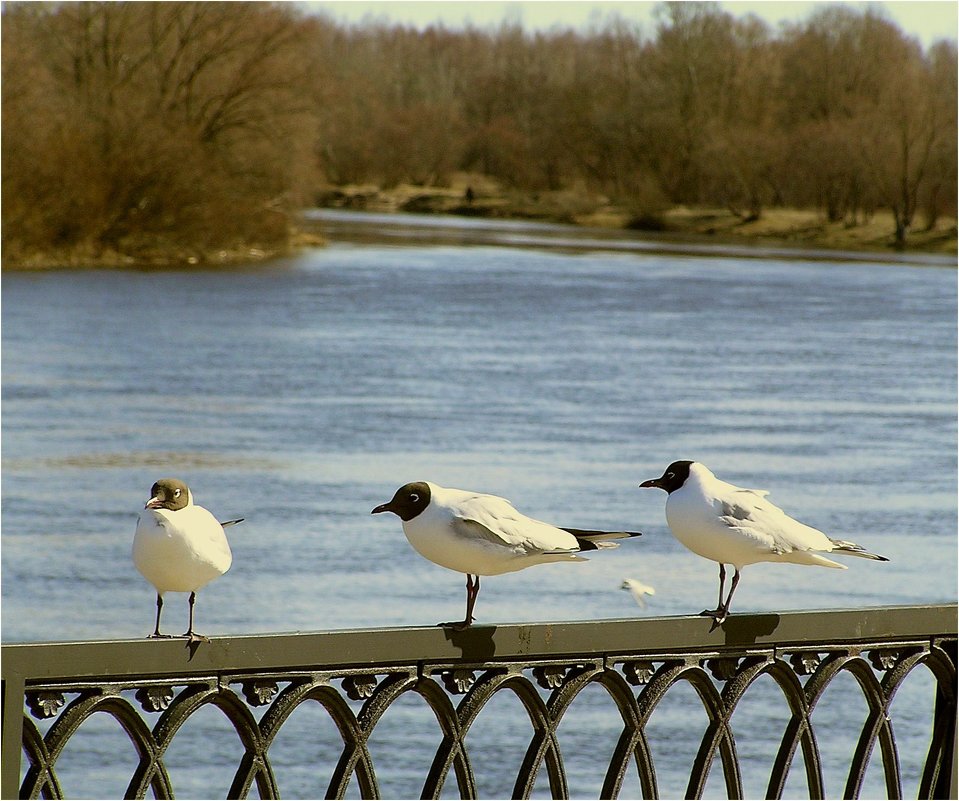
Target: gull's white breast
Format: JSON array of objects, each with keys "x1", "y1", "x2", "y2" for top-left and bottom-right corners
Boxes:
[
  {"x1": 666, "y1": 487, "x2": 773, "y2": 566},
  {"x1": 133, "y1": 505, "x2": 233, "y2": 593}
]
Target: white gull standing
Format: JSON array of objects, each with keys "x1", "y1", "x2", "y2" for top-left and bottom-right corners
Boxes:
[
  {"x1": 372, "y1": 481, "x2": 642, "y2": 629},
  {"x1": 640, "y1": 461, "x2": 888, "y2": 623},
  {"x1": 133, "y1": 478, "x2": 239, "y2": 642}
]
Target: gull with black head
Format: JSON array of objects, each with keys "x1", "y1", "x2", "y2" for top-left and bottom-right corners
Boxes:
[
  {"x1": 372, "y1": 481, "x2": 642, "y2": 629},
  {"x1": 640, "y1": 460, "x2": 888, "y2": 624},
  {"x1": 133, "y1": 478, "x2": 239, "y2": 643}
]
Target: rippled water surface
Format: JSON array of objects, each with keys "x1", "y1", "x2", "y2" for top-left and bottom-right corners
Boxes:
[{"x1": 3, "y1": 212, "x2": 956, "y2": 798}]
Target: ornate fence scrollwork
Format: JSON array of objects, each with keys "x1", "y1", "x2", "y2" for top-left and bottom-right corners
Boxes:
[{"x1": 4, "y1": 605, "x2": 956, "y2": 799}]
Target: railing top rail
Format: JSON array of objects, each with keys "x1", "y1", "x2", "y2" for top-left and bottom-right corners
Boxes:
[{"x1": 3, "y1": 603, "x2": 955, "y2": 683}]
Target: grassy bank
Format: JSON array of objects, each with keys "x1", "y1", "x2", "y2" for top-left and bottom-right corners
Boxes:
[
  {"x1": 6, "y1": 174, "x2": 954, "y2": 270},
  {"x1": 316, "y1": 173, "x2": 958, "y2": 257},
  {"x1": 2, "y1": 229, "x2": 326, "y2": 271}
]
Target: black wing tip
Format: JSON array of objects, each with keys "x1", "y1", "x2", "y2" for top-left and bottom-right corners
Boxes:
[
  {"x1": 561, "y1": 527, "x2": 642, "y2": 538},
  {"x1": 832, "y1": 539, "x2": 889, "y2": 562},
  {"x1": 572, "y1": 537, "x2": 596, "y2": 551},
  {"x1": 562, "y1": 528, "x2": 643, "y2": 551},
  {"x1": 221, "y1": 517, "x2": 245, "y2": 527}
]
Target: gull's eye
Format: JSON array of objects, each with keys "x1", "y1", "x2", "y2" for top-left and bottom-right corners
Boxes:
[
  {"x1": 173, "y1": 488, "x2": 181, "y2": 498},
  {"x1": 409, "y1": 493, "x2": 419, "y2": 503},
  {"x1": 666, "y1": 472, "x2": 674, "y2": 480}
]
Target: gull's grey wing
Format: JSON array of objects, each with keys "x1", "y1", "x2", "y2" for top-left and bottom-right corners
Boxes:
[
  {"x1": 450, "y1": 494, "x2": 581, "y2": 554},
  {"x1": 715, "y1": 493, "x2": 833, "y2": 554}
]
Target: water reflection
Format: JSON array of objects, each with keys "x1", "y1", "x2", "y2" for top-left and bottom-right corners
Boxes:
[{"x1": 303, "y1": 207, "x2": 957, "y2": 266}]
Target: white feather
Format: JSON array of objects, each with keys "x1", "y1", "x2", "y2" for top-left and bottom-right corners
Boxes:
[
  {"x1": 666, "y1": 463, "x2": 877, "y2": 569},
  {"x1": 133, "y1": 499, "x2": 232, "y2": 594},
  {"x1": 621, "y1": 578, "x2": 656, "y2": 608},
  {"x1": 401, "y1": 482, "x2": 588, "y2": 576}
]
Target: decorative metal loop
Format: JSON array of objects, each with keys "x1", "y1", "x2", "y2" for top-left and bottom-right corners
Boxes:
[
  {"x1": 20, "y1": 714, "x2": 65, "y2": 800},
  {"x1": 685, "y1": 665, "x2": 744, "y2": 799},
  {"x1": 916, "y1": 642, "x2": 958, "y2": 798},
  {"x1": 150, "y1": 683, "x2": 278, "y2": 800},
  {"x1": 416, "y1": 676, "x2": 478, "y2": 799},
  {"x1": 801, "y1": 651, "x2": 901, "y2": 799},
  {"x1": 21, "y1": 690, "x2": 174, "y2": 801},
  {"x1": 755, "y1": 659, "x2": 825, "y2": 799},
  {"x1": 545, "y1": 663, "x2": 658, "y2": 800},
  {"x1": 452, "y1": 668, "x2": 569, "y2": 799},
  {"x1": 256, "y1": 678, "x2": 377, "y2": 799}
]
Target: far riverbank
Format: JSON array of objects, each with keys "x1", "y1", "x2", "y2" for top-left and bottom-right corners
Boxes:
[
  {"x1": 315, "y1": 173, "x2": 957, "y2": 259},
  {"x1": 5, "y1": 175, "x2": 955, "y2": 271}
]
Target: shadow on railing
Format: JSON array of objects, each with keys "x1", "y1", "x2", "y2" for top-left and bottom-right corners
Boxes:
[{"x1": 2, "y1": 604, "x2": 956, "y2": 799}]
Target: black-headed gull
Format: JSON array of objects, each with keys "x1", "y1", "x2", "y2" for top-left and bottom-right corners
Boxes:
[
  {"x1": 621, "y1": 578, "x2": 656, "y2": 608},
  {"x1": 640, "y1": 460, "x2": 888, "y2": 623},
  {"x1": 372, "y1": 481, "x2": 642, "y2": 629},
  {"x1": 133, "y1": 478, "x2": 237, "y2": 642}
]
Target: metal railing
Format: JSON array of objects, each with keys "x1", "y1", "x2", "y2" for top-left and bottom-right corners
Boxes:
[{"x1": 2, "y1": 604, "x2": 955, "y2": 799}]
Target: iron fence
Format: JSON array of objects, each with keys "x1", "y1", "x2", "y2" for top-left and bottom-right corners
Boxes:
[{"x1": 2, "y1": 604, "x2": 955, "y2": 799}]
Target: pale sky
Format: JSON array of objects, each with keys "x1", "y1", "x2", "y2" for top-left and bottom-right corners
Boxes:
[{"x1": 304, "y1": 1, "x2": 958, "y2": 47}]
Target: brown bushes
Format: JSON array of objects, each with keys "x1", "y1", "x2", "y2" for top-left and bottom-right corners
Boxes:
[
  {"x1": 2, "y1": 2, "x2": 955, "y2": 263},
  {"x1": 2, "y1": 2, "x2": 316, "y2": 264}
]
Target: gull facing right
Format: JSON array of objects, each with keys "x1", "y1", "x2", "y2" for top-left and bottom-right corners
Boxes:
[{"x1": 640, "y1": 460, "x2": 888, "y2": 623}]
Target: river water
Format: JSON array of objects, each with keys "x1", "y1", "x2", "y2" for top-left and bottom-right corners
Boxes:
[{"x1": 2, "y1": 211, "x2": 956, "y2": 798}]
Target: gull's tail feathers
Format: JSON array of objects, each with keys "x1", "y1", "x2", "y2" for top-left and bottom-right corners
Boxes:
[
  {"x1": 830, "y1": 539, "x2": 889, "y2": 561},
  {"x1": 562, "y1": 528, "x2": 642, "y2": 552}
]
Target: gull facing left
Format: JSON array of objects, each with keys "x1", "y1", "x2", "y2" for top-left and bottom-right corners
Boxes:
[
  {"x1": 372, "y1": 481, "x2": 642, "y2": 629},
  {"x1": 640, "y1": 460, "x2": 888, "y2": 623},
  {"x1": 133, "y1": 478, "x2": 238, "y2": 642}
]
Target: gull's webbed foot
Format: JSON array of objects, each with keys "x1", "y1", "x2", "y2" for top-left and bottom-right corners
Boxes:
[{"x1": 438, "y1": 619, "x2": 473, "y2": 631}]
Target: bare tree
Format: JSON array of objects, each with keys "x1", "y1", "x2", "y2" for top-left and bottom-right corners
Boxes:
[
  {"x1": 3, "y1": 2, "x2": 315, "y2": 261},
  {"x1": 851, "y1": 16, "x2": 946, "y2": 246}
]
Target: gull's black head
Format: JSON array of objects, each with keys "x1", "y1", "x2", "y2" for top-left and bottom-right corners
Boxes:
[
  {"x1": 145, "y1": 478, "x2": 191, "y2": 511},
  {"x1": 640, "y1": 461, "x2": 693, "y2": 494},
  {"x1": 371, "y1": 481, "x2": 431, "y2": 521}
]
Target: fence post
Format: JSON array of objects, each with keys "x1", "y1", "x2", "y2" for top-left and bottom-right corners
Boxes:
[
  {"x1": 932, "y1": 678, "x2": 958, "y2": 799},
  {"x1": 2, "y1": 675, "x2": 25, "y2": 799}
]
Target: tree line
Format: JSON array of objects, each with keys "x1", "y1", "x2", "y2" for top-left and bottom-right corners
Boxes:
[{"x1": 2, "y1": 1, "x2": 955, "y2": 262}]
